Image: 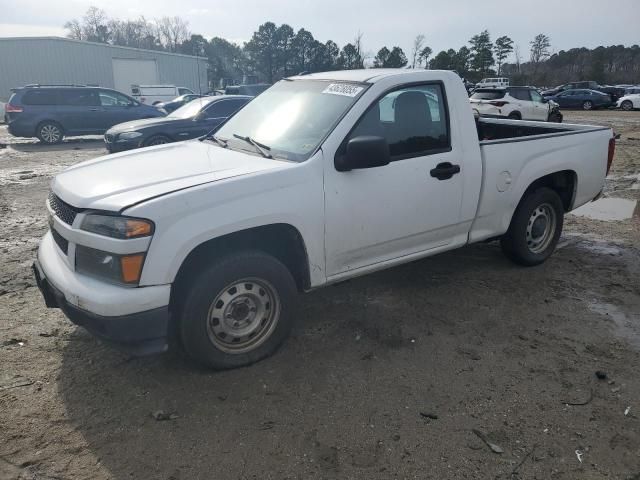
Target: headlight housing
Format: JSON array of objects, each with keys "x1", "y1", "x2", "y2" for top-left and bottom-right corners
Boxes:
[
  {"x1": 75, "y1": 246, "x2": 145, "y2": 286},
  {"x1": 117, "y1": 131, "x2": 143, "y2": 141},
  {"x1": 81, "y1": 215, "x2": 154, "y2": 239}
]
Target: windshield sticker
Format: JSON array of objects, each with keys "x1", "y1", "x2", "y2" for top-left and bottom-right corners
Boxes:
[{"x1": 322, "y1": 83, "x2": 364, "y2": 97}]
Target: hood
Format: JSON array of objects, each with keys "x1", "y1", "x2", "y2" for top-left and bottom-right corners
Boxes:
[
  {"x1": 52, "y1": 141, "x2": 291, "y2": 211},
  {"x1": 107, "y1": 116, "x2": 179, "y2": 132}
]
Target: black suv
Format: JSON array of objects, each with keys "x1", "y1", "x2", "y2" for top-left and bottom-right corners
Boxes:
[{"x1": 5, "y1": 85, "x2": 165, "y2": 144}]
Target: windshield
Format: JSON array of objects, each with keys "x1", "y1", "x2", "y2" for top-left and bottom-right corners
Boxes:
[
  {"x1": 168, "y1": 97, "x2": 215, "y2": 119},
  {"x1": 215, "y1": 79, "x2": 367, "y2": 162}
]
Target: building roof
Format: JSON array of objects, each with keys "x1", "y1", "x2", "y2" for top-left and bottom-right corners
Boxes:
[{"x1": 0, "y1": 36, "x2": 207, "y2": 60}]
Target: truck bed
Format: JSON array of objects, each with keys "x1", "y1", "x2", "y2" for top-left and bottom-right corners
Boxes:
[{"x1": 469, "y1": 117, "x2": 612, "y2": 243}]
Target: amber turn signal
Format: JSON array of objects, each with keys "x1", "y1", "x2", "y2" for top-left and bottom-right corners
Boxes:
[
  {"x1": 125, "y1": 219, "x2": 153, "y2": 238},
  {"x1": 120, "y1": 254, "x2": 145, "y2": 283}
]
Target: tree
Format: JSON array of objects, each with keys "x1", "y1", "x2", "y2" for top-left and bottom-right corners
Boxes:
[
  {"x1": 207, "y1": 37, "x2": 245, "y2": 87},
  {"x1": 453, "y1": 46, "x2": 471, "y2": 75},
  {"x1": 373, "y1": 46, "x2": 407, "y2": 68},
  {"x1": 338, "y1": 43, "x2": 362, "y2": 69},
  {"x1": 469, "y1": 30, "x2": 494, "y2": 75},
  {"x1": 275, "y1": 24, "x2": 295, "y2": 76},
  {"x1": 530, "y1": 33, "x2": 551, "y2": 69},
  {"x1": 493, "y1": 35, "x2": 514, "y2": 75},
  {"x1": 353, "y1": 31, "x2": 365, "y2": 68},
  {"x1": 411, "y1": 34, "x2": 425, "y2": 68},
  {"x1": 429, "y1": 49, "x2": 456, "y2": 70},
  {"x1": 244, "y1": 22, "x2": 280, "y2": 83},
  {"x1": 291, "y1": 28, "x2": 315, "y2": 73},
  {"x1": 419, "y1": 46, "x2": 433, "y2": 68},
  {"x1": 156, "y1": 16, "x2": 189, "y2": 52}
]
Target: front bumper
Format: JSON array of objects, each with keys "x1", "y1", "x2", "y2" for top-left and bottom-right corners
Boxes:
[
  {"x1": 34, "y1": 232, "x2": 171, "y2": 355},
  {"x1": 104, "y1": 136, "x2": 141, "y2": 153}
]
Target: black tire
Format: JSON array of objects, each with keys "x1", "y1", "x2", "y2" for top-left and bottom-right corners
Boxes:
[
  {"x1": 36, "y1": 121, "x2": 64, "y2": 144},
  {"x1": 548, "y1": 112, "x2": 563, "y2": 123},
  {"x1": 621, "y1": 100, "x2": 634, "y2": 111},
  {"x1": 582, "y1": 100, "x2": 593, "y2": 111},
  {"x1": 500, "y1": 187, "x2": 564, "y2": 266},
  {"x1": 143, "y1": 134, "x2": 172, "y2": 147},
  {"x1": 179, "y1": 250, "x2": 297, "y2": 369},
  {"x1": 507, "y1": 112, "x2": 522, "y2": 120}
]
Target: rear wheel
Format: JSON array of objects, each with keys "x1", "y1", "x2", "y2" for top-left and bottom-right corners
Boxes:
[
  {"x1": 621, "y1": 100, "x2": 634, "y2": 111},
  {"x1": 582, "y1": 100, "x2": 593, "y2": 110},
  {"x1": 179, "y1": 251, "x2": 297, "y2": 369},
  {"x1": 500, "y1": 188, "x2": 564, "y2": 266},
  {"x1": 507, "y1": 112, "x2": 522, "y2": 120},
  {"x1": 37, "y1": 121, "x2": 63, "y2": 144},
  {"x1": 143, "y1": 135, "x2": 171, "y2": 147}
]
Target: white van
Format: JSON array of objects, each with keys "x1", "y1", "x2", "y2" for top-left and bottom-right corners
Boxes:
[
  {"x1": 131, "y1": 85, "x2": 196, "y2": 105},
  {"x1": 476, "y1": 77, "x2": 510, "y2": 89}
]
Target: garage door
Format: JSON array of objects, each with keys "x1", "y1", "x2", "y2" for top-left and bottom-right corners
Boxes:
[{"x1": 112, "y1": 58, "x2": 158, "y2": 95}]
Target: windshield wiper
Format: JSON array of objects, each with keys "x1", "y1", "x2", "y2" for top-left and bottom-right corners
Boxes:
[
  {"x1": 232, "y1": 134, "x2": 272, "y2": 158},
  {"x1": 200, "y1": 133, "x2": 228, "y2": 148}
]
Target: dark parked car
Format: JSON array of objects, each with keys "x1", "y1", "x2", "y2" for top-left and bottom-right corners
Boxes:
[
  {"x1": 5, "y1": 85, "x2": 164, "y2": 144},
  {"x1": 541, "y1": 81, "x2": 625, "y2": 102},
  {"x1": 544, "y1": 89, "x2": 613, "y2": 110},
  {"x1": 104, "y1": 95, "x2": 251, "y2": 152},
  {"x1": 155, "y1": 94, "x2": 204, "y2": 113}
]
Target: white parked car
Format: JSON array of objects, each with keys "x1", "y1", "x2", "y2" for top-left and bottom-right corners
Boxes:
[
  {"x1": 617, "y1": 93, "x2": 640, "y2": 111},
  {"x1": 131, "y1": 85, "x2": 196, "y2": 105},
  {"x1": 470, "y1": 87, "x2": 562, "y2": 122},
  {"x1": 475, "y1": 77, "x2": 509, "y2": 89},
  {"x1": 34, "y1": 69, "x2": 615, "y2": 369}
]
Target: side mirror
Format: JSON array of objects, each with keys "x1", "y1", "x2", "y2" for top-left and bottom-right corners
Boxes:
[{"x1": 335, "y1": 136, "x2": 390, "y2": 172}]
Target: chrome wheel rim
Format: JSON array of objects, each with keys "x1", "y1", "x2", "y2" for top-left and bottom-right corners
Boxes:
[
  {"x1": 583, "y1": 101, "x2": 592, "y2": 110},
  {"x1": 148, "y1": 137, "x2": 168, "y2": 145},
  {"x1": 41, "y1": 124, "x2": 60, "y2": 143},
  {"x1": 206, "y1": 278, "x2": 280, "y2": 354},
  {"x1": 526, "y1": 203, "x2": 556, "y2": 254},
  {"x1": 622, "y1": 101, "x2": 632, "y2": 111}
]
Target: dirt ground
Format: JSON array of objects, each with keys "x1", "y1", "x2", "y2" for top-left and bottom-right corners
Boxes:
[{"x1": 1, "y1": 111, "x2": 639, "y2": 480}]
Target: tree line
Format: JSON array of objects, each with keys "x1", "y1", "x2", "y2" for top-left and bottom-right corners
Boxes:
[{"x1": 65, "y1": 7, "x2": 640, "y2": 87}]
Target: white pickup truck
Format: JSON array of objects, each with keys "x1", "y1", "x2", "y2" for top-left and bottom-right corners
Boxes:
[{"x1": 34, "y1": 69, "x2": 616, "y2": 369}]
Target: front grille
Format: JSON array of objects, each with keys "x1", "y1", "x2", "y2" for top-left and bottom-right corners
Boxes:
[
  {"x1": 51, "y1": 228, "x2": 68, "y2": 254},
  {"x1": 48, "y1": 192, "x2": 79, "y2": 226}
]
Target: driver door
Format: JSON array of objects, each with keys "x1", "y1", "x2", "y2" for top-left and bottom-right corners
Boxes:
[{"x1": 324, "y1": 83, "x2": 467, "y2": 277}]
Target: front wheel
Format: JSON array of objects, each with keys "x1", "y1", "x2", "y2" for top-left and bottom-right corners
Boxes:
[
  {"x1": 500, "y1": 188, "x2": 564, "y2": 266},
  {"x1": 582, "y1": 100, "x2": 593, "y2": 110},
  {"x1": 144, "y1": 135, "x2": 171, "y2": 147},
  {"x1": 621, "y1": 100, "x2": 634, "y2": 111},
  {"x1": 548, "y1": 111, "x2": 563, "y2": 123},
  {"x1": 179, "y1": 251, "x2": 297, "y2": 369}
]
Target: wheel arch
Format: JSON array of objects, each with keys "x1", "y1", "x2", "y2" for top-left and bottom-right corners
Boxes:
[
  {"x1": 169, "y1": 223, "x2": 311, "y2": 314},
  {"x1": 517, "y1": 169, "x2": 577, "y2": 214}
]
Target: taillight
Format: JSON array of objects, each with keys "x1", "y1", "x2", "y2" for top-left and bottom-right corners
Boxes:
[
  {"x1": 606, "y1": 134, "x2": 616, "y2": 176},
  {"x1": 5, "y1": 104, "x2": 23, "y2": 113},
  {"x1": 489, "y1": 101, "x2": 509, "y2": 107}
]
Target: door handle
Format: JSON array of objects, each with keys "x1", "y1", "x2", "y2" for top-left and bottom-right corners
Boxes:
[{"x1": 430, "y1": 162, "x2": 460, "y2": 180}]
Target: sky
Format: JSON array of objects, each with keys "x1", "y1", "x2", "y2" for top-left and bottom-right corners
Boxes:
[{"x1": 1, "y1": 0, "x2": 639, "y2": 62}]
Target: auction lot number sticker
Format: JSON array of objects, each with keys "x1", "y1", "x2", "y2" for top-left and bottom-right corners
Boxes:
[{"x1": 322, "y1": 83, "x2": 364, "y2": 97}]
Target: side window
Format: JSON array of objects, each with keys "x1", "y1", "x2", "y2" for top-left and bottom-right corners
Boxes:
[
  {"x1": 99, "y1": 90, "x2": 134, "y2": 107},
  {"x1": 530, "y1": 90, "x2": 543, "y2": 103},
  {"x1": 178, "y1": 88, "x2": 194, "y2": 95},
  {"x1": 510, "y1": 89, "x2": 531, "y2": 101},
  {"x1": 348, "y1": 83, "x2": 450, "y2": 159},
  {"x1": 205, "y1": 99, "x2": 246, "y2": 118},
  {"x1": 22, "y1": 90, "x2": 59, "y2": 105},
  {"x1": 59, "y1": 89, "x2": 99, "y2": 106}
]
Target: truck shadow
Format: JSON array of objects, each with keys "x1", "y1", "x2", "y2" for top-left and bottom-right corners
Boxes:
[{"x1": 55, "y1": 241, "x2": 599, "y2": 479}]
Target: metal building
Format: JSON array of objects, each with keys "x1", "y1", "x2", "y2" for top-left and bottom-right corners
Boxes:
[{"x1": 0, "y1": 37, "x2": 208, "y2": 101}]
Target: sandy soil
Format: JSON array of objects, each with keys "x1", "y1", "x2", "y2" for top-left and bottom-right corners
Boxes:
[{"x1": 1, "y1": 110, "x2": 639, "y2": 480}]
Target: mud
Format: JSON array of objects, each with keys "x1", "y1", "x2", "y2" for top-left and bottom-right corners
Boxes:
[{"x1": 1, "y1": 110, "x2": 639, "y2": 479}]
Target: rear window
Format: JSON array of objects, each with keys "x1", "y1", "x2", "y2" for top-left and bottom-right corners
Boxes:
[
  {"x1": 22, "y1": 90, "x2": 59, "y2": 105},
  {"x1": 471, "y1": 90, "x2": 506, "y2": 100}
]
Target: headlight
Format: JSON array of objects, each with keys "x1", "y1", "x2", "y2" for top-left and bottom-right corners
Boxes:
[
  {"x1": 76, "y1": 245, "x2": 145, "y2": 286},
  {"x1": 81, "y1": 215, "x2": 154, "y2": 239},
  {"x1": 118, "y1": 131, "x2": 143, "y2": 141}
]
